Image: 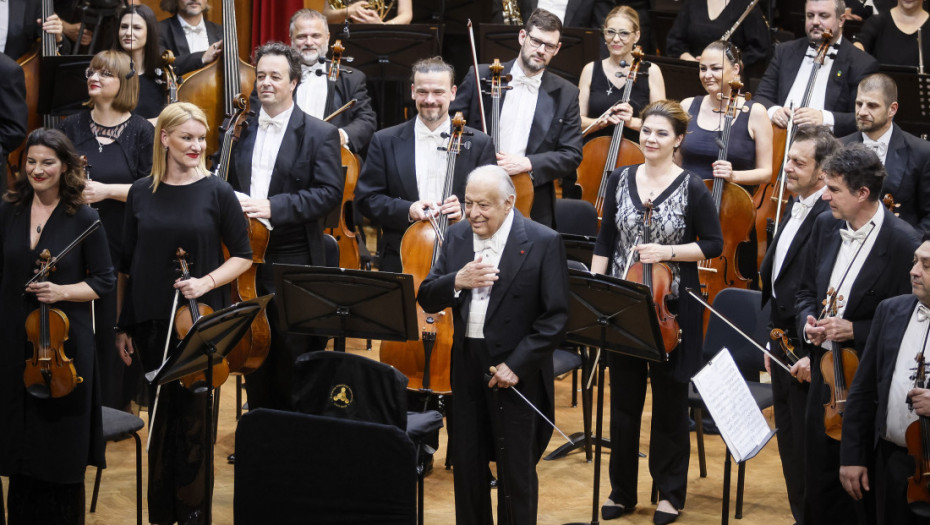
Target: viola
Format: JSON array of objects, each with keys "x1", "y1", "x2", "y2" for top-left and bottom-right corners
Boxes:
[
  {"x1": 576, "y1": 47, "x2": 646, "y2": 223},
  {"x1": 23, "y1": 249, "x2": 83, "y2": 399},
  {"x1": 906, "y1": 338, "x2": 930, "y2": 512},
  {"x1": 487, "y1": 59, "x2": 535, "y2": 217},
  {"x1": 378, "y1": 114, "x2": 469, "y2": 393},
  {"x1": 698, "y1": 79, "x2": 755, "y2": 326},
  {"x1": 172, "y1": 248, "x2": 230, "y2": 389},
  {"x1": 214, "y1": 95, "x2": 271, "y2": 376},
  {"x1": 753, "y1": 29, "x2": 834, "y2": 268},
  {"x1": 769, "y1": 328, "x2": 801, "y2": 365},
  {"x1": 819, "y1": 286, "x2": 858, "y2": 441},
  {"x1": 624, "y1": 199, "x2": 680, "y2": 352}
]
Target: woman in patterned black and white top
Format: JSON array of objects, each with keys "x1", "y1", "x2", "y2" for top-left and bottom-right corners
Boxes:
[{"x1": 591, "y1": 100, "x2": 723, "y2": 524}]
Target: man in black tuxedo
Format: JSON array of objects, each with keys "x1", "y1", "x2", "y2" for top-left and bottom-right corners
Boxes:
[
  {"x1": 841, "y1": 233, "x2": 930, "y2": 525},
  {"x1": 0, "y1": 53, "x2": 26, "y2": 188},
  {"x1": 840, "y1": 73, "x2": 930, "y2": 232},
  {"x1": 355, "y1": 57, "x2": 496, "y2": 272},
  {"x1": 157, "y1": 0, "x2": 222, "y2": 76},
  {"x1": 796, "y1": 143, "x2": 920, "y2": 523},
  {"x1": 287, "y1": 8, "x2": 377, "y2": 156},
  {"x1": 451, "y1": 8, "x2": 583, "y2": 229},
  {"x1": 492, "y1": 0, "x2": 613, "y2": 28},
  {"x1": 755, "y1": 0, "x2": 879, "y2": 137},
  {"x1": 227, "y1": 42, "x2": 343, "y2": 411},
  {"x1": 418, "y1": 165, "x2": 569, "y2": 525},
  {"x1": 760, "y1": 125, "x2": 839, "y2": 525}
]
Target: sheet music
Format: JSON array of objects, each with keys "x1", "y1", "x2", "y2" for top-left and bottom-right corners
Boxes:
[{"x1": 692, "y1": 348, "x2": 773, "y2": 463}]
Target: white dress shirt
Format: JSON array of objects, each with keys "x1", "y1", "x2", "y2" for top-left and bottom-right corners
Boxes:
[
  {"x1": 250, "y1": 104, "x2": 294, "y2": 200},
  {"x1": 178, "y1": 16, "x2": 209, "y2": 54},
  {"x1": 295, "y1": 63, "x2": 328, "y2": 120},
  {"x1": 498, "y1": 61, "x2": 539, "y2": 157},
  {"x1": 414, "y1": 116, "x2": 450, "y2": 206},
  {"x1": 770, "y1": 37, "x2": 843, "y2": 130},
  {"x1": 885, "y1": 303, "x2": 930, "y2": 447},
  {"x1": 825, "y1": 203, "x2": 884, "y2": 328},
  {"x1": 466, "y1": 209, "x2": 515, "y2": 338},
  {"x1": 771, "y1": 187, "x2": 826, "y2": 295},
  {"x1": 0, "y1": 0, "x2": 9, "y2": 54},
  {"x1": 537, "y1": 0, "x2": 568, "y2": 23},
  {"x1": 862, "y1": 125, "x2": 893, "y2": 164}
]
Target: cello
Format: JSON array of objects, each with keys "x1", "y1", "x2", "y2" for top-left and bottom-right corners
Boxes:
[
  {"x1": 378, "y1": 114, "x2": 470, "y2": 393},
  {"x1": 698, "y1": 80, "x2": 755, "y2": 323},
  {"x1": 161, "y1": 50, "x2": 181, "y2": 105},
  {"x1": 906, "y1": 326, "x2": 930, "y2": 514},
  {"x1": 213, "y1": 95, "x2": 271, "y2": 376},
  {"x1": 575, "y1": 46, "x2": 647, "y2": 221},
  {"x1": 753, "y1": 30, "x2": 835, "y2": 268},
  {"x1": 177, "y1": 0, "x2": 255, "y2": 157},
  {"x1": 819, "y1": 287, "x2": 859, "y2": 441}
]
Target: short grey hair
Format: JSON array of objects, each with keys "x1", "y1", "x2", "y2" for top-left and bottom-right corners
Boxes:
[
  {"x1": 466, "y1": 165, "x2": 516, "y2": 202},
  {"x1": 289, "y1": 8, "x2": 328, "y2": 38}
]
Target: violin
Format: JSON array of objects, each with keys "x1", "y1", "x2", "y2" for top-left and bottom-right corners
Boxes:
[
  {"x1": 753, "y1": 29, "x2": 835, "y2": 269},
  {"x1": 624, "y1": 199, "x2": 680, "y2": 352},
  {"x1": 487, "y1": 59, "x2": 535, "y2": 217},
  {"x1": 906, "y1": 339, "x2": 930, "y2": 511},
  {"x1": 819, "y1": 286, "x2": 859, "y2": 441},
  {"x1": 884, "y1": 193, "x2": 901, "y2": 217},
  {"x1": 23, "y1": 249, "x2": 83, "y2": 399},
  {"x1": 161, "y1": 50, "x2": 181, "y2": 105},
  {"x1": 378, "y1": 114, "x2": 469, "y2": 393},
  {"x1": 576, "y1": 47, "x2": 647, "y2": 223},
  {"x1": 698, "y1": 79, "x2": 755, "y2": 326},
  {"x1": 214, "y1": 95, "x2": 271, "y2": 375},
  {"x1": 769, "y1": 328, "x2": 801, "y2": 365},
  {"x1": 174, "y1": 248, "x2": 230, "y2": 389}
]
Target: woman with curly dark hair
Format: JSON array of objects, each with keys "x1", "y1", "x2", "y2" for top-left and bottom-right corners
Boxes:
[{"x1": 0, "y1": 128, "x2": 115, "y2": 524}]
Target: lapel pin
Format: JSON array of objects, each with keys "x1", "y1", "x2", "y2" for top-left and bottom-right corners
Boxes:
[
  {"x1": 836, "y1": 70, "x2": 842, "y2": 77},
  {"x1": 520, "y1": 250, "x2": 525, "y2": 255}
]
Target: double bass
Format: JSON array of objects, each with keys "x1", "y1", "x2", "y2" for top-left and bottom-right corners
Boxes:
[
  {"x1": 487, "y1": 59, "x2": 535, "y2": 216},
  {"x1": 213, "y1": 95, "x2": 271, "y2": 376},
  {"x1": 378, "y1": 114, "x2": 470, "y2": 393},
  {"x1": 819, "y1": 287, "x2": 858, "y2": 441},
  {"x1": 576, "y1": 47, "x2": 646, "y2": 221},
  {"x1": 698, "y1": 80, "x2": 755, "y2": 324},
  {"x1": 177, "y1": 0, "x2": 254, "y2": 157},
  {"x1": 753, "y1": 30, "x2": 835, "y2": 268}
]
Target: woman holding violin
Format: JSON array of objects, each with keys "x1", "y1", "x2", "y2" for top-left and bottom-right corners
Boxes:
[
  {"x1": 112, "y1": 4, "x2": 169, "y2": 119},
  {"x1": 591, "y1": 100, "x2": 722, "y2": 524},
  {"x1": 0, "y1": 128, "x2": 114, "y2": 523},
  {"x1": 115, "y1": 102, "x2": 250, "y2": 525},
  {"x1": 578, "y1": 6, "x2": 665, "y2": 143},
  {"x1": 59, "y1": 49, "x2": 154, "y2": 411}
]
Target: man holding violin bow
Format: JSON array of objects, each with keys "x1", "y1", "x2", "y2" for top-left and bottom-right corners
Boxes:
[
  {"x1": 841, "y1": 231, "x2": 930, "y2": 524},
  {"x1": 795, "y1": 143, "x2": 919, "y2": 523},
  {"x1": 760, "y1": 124, "x2": 838, "y2": 525}
]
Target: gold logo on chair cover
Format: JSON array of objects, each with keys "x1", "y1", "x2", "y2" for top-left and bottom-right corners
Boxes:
[{"x1": 330, "y1": 384, "x2": 354, "y2": 409}]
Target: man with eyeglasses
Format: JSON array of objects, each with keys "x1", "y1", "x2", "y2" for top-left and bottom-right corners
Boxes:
[{"x1": 451, "y1": 8, "x2": 583, "y2": 229}]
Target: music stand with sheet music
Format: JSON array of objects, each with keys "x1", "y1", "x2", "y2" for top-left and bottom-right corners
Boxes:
[
  {"x1": 146, "y1": 294, "x2": 272, "y2": 525},
  {"x1": 878, "y1": 65, "x2": 930, "y2": 137},
  {"x1": 38, "y1": 55, "x2": 94, "y2": 117},
  {"x1": 562, "y1": 268, "x2": 667, "y2": 525},
  {"x1": 272, "y1": 265, "x2": 418, "y2": 353},
  {"x1": 328, "y1": 24, "x2": 441, "y2": 128},
  {"x1": 478, "y1": 24, "x2": 600, "y2": 84}
]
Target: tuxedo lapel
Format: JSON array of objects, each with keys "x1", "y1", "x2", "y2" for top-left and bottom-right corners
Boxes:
[
  {"x1": 393, "y1": 120, "x2": 419, "y2": 200},
  {"x1": 780, "y1": 41, "x2": 808, "y2": 102},
  {"x1": 817, "y1": 220, "x2": 844, "y2": 303},
  {"x1": 883, "y1": 125, "x2": 907, "y2": 195},
  {"x1": 268, "y1": 111, "x2": 304, "y2": 196},
  {"x1": 825, "y1": 43, "x2": 851, "y2": 103},
  {"x1": 8, "y1": 0, "x2": 24, "y2": 51},
  {"x1": 236, "y1": 120, "x2": 258, "y2": 194},
  {"x1": 776, "y1": 198, "x2": 831, "y2": 286},
  {"x1": 170, "y1": 17, "x2": 192, "y2": 55},
  {"x1": 486, "y1": 214, "x2": 532, "y2": 319},
  {"x1": 844, "y1": 210, "x2": 894, "y2": 317},
  {"x1": 527, "y1": 73, "x2": 556, "y2": 155}
]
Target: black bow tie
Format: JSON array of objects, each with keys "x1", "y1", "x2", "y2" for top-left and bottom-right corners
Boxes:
[{"x1": 808, "y1": 40, "x2": 840, "y2": 51}]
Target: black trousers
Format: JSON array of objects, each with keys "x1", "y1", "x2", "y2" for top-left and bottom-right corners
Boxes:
[
  {"x1": 607, "y1": 352, "x2": 690, "y2": 510},
  {"x1": 134, "y1": 320, "x2": 210, "y2": 525},
  {"x1": 7, "y1": 474, "x2": 84, "y2": 525},
  {"x1": 874, "y1": 439, "x2": 930, "y2": 525},
  {"x1": 452, "y1": 338, "x2": 544, "y2": 525},
  {"x1": 244, "y1": 251, "x2": 324, "y2": 411},
  {"x1": 771, "y1": 347, "x2": 809, "y2": 524}
]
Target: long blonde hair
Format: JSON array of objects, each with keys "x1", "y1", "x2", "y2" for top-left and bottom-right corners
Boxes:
[{"x1": 151, "y1": 102, "x2": 210, "y2": 192}]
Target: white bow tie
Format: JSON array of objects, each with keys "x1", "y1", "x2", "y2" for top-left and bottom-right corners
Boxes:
[
  {"x1": 918, "y1": 304, "x2": 930, "y2": 323},
  {"x1": 259, "y1": 115, "x2": 284, "y2": 131},
  {"x1": 301, "y1": 64, "x2": 325, "y2": 79},
  {"x1": 791, "y1": 200, "x2": 811, "y2": 220},
  {"x1": 416, "y1": 127, "x2": 446, "y2": 146},
  {"x1": 840, "y1": 226, "x2": 869, "y2": 245},
  {"x1": 474, "y1": 237, "x2": 502, "y2": 255},
  {"x1": 183, "y1": 25, "x2": 204, "y2": 35},
  {"x1": 863, "y1": 139, "x2": 887, "y2": 159},
  {"x1": 510, "y1": 74, "x2": 541, "y2": 93}
]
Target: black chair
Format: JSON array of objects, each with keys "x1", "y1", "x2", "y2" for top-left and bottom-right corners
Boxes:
[
  {"x1": 291, "y1": 351, "x2": 443, "y2": 525},
  {"x1": 90, "y1": 407, "x2": 145, "y2": 525},
  {"x1": 555, "y1": 198, "x2": 598, "y2": 237}
]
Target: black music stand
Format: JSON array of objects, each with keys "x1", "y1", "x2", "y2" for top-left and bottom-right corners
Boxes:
[
  {"x1": 879, "y1": 65, "x2": 930, "y2": 137},
  {"x1": 38, "y1": 55, "x2": 94, "y2": 117},
  {"x1": 478, "y1": 23, "x2": 600, "y2": 85},
  {"x1": 329, "y1": 24, "x2": 441, "y2": 128},
  {"x1": 644, "y1": 55, "x2": 704, "y2": 102},
  {"x1": 561, "y1": 233, "x2": 596, "y2": 267},
  {"x1": 272, "y1": 264, "x2": 418, "y2": 353},
  {"x1": 562, "y1": 269, "x2": 667, "y2": 525},
  {"x1": 146, "y1": 294, "x2": 272, "y2": 525}
]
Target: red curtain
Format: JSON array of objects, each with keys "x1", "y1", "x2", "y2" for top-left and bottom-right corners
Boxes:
[{"x1": 252, "y1": 0, "x2": 306, "y2": 48}]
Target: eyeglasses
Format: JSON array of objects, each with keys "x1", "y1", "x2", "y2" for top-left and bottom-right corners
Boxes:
[
  {"x1": 603, "y1": 28, "x2": 634, "y2": 41},
  {"x1": 525, "y1": 34, "x2": 559, "y2": 54},
  {"x1": 85, "y1": 68, "x2": 115, "y2": 80}
]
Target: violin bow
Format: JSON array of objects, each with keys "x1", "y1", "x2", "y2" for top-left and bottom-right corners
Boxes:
[{"x1": 466, "y1": 19, "x2": 488, "y2": 134}]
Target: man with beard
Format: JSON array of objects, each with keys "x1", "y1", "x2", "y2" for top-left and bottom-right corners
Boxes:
[
  {"x1": 840, "y1": 73, "x2": 930, "y2": 231},
  {"x1": 158, "y1": 0, "x2": 223, "y2": 76},
  {"x1": 355, "y1": 57, "x2": 496, "y2": 273},
  {"x1": 755, "y1": 0, "x2": 879, "y2": 136},
  {"x1": 450, "y1": 8, "x2": 583, "y2": 229},
  {"x1": 287, "y1": 8, "x2": 376, "y2": 155}
]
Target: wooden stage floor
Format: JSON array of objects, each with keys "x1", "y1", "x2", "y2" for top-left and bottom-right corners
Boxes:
[{"x1": 3, "y1": 340, "x2": 797, "y2": 524}]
